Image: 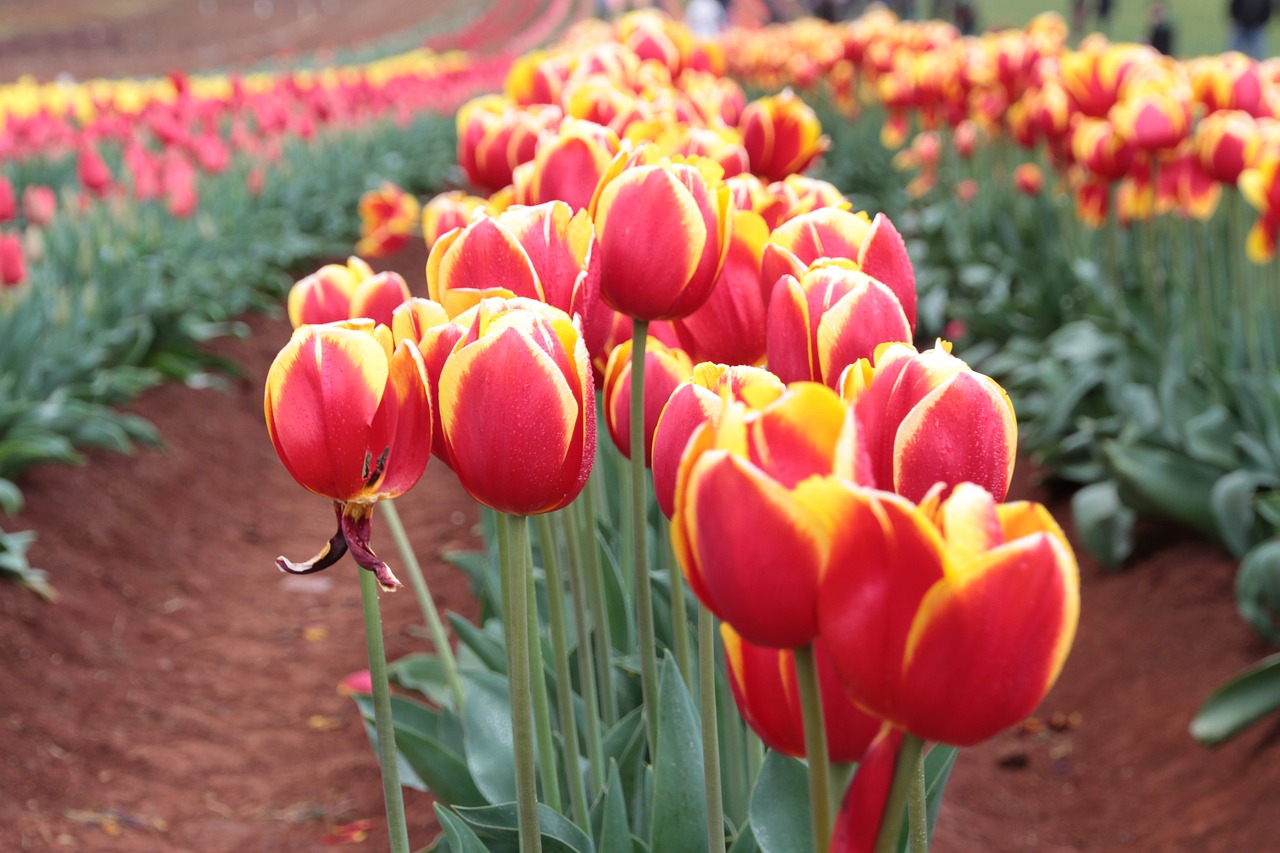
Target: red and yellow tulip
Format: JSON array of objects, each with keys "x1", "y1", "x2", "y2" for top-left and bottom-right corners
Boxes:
[
  {"x1": 265, "y1": 320, "x2": 432, "y2": 591},
  {"x1": 738, "y1": 89, "x2": 829, "y2": 182},
  {"x1": 422, "y1": 190, "x2": 488, "y2": 252},
  {"x1": 287, "y1": 256, "x2": 376, "y2": 328},
  {"x1": 355, "y1": 182, "x2": 421, "y2": 259},
  {"x1": 603, "y1": 337, "x2": 695, "y2": 466}
]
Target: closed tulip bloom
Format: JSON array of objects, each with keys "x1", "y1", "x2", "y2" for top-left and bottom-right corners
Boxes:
[
  {"x1": 722, "y1": 624, "x2": 881, "y2": 763},
  {"x1": 672, "y1": 208, "x2": 770, "y2": 367},
  {"x1": 512, "y1": 118, "x2": 620, "y2": 211},
  {"x1": 349, "y1": 271, "x2": 412, "y2": 329},
  {"x1": 422, "y1": 191, "x2": 488, "y2": 252},
  {"x1": 457, "y1": 95, "x2": 562, "y2": 193},
  {"x1": 392, "y1": 298, "x2": 467, "y2": 467},
  {"x1": 286, "y1": 256, "x2": 375, "y2": 328},
  {"x1": 672, "y1": 383, "x2": 869, "y2": 647},
  {"x1": 0, "y1": 177, "x2": 14, "y2": 223},
  {"x1": 1194, "y1": 110, "x2": 1258, "y2": 185},
  {"x1": 761, "y1": 208, "x2": 917, "y2": 330},
  {"x1": 1013, "y1": 162, "x2": 1045, "y2": 195},
  {"x1": 21, "y1": 185, "x2": 57, "y2": 227},
  {"x1": 0, "y1": 233, "x2": 25, "y2": 287},
  {"x1": 438, "y1": 298, "x2": 595, "y2": 516},
  {"x1": 739, "y1": 89, "x2": 830, "y2": 182},
  {"x1": 356, "y1": 182, "x2": 421, "y2": 259},
  {"x1": 768, "y1": 261, "x2": 912, "y2": 388},
  {"x1": 840, "y1": 341, "x2": 1017, "y2": 503},
  {"x1": 830, "y1": 726, "x2": 904, "y2": 853},
  {"x1": 603, "y1": 337, "x2": 695, "y2": 466},
  {"x1": 265, "y1": 320, "x2": 433, "y2": 591},
  {"x1": 651, "y1": 363, "x2": 784, "y2": 519},
  {"x1": 819, "y1": 482, "x2": 1080, "y2": 746},
  {"x1": 590, "y1": 148, "x2": 733, "y2": 321},
  {"x1": 77, "y1": 143, "x2": 113, "y2": 197}
]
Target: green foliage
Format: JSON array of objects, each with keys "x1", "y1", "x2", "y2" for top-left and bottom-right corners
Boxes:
[{"x1": 1191, "y1": 651, "x2": 1280, "y2": 745}]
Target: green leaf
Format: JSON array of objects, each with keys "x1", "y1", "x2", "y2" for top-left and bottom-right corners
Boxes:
[
  {"x1": 461, "y1": 670, "x2": 519, "y2": 804},
  {"x1": 352, "y1": 694, "x2": 484, "y2": 807},
  {"x1": 650, "y1": 655, "x2": 708, "y2": 853},
  {"x1": 598, "y1": 761, "x2": 632, "y2": 853},
  {"x1": 728, "y1": 823, "x2": 759, "y2": 853},
  {"x1": 449, "y1": 614, "x2": 507, "y2": 675},
  {"x1": 748, "y1": 752, "x2": 812, "y2": 853},
  {"x1": 453, "y1": 803, "x2": 596, "y2": 853},
  {"x1": 1211, "y1": 471, "x2": 1275, "y2": 558},
  {"x1": 389, "y1": 653, "x2": 458, "y2": 708},
  {"x1": 1103, "y1": 439, "x2": 1221, "y2": 536},
  {"x1": 1191, "y1": 651, "x2": 1280, "y2": 745},
  {"x1": 896, "y1": 745, "x2": 959, "y2": 850},
  {"x1": 435, "y1": 804, "x2": 492, "y2": 853},
  {"x1": 0, "y1": 478, "x2": 24, "y2": 515},
  {"x1": 1070, "y1": 480, "x2": 1135, "y2": 569},
  {"x1": 1235, "y1": 539, "x2": 1280, "y2": 642}
]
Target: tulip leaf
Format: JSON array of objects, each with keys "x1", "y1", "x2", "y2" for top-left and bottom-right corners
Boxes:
[
  {"x1": 728, "y1": 823, "x2": 759, "y2": 853},
  {"x1": 388, "y1": 652, "x2": 458, "y2": 709},
  {"x1": 0, "y1": 478, "x2": 23, "y2": 515},
  {"x1": 448, "y1": 614, "x2": 508, "y2": 675},
  {"x1": 1070, "y1": 479, "x2": 1135, "y2": 569},
  {"x1": 1210, "y1": 471, "x2": 1275, "y2": 558},
  {"x1": 1235, "y1": 539, "x2": 1280, "y2": 643},
  {"x1": 435, "y1": 804, "x2": 492, "y2": 853},
  {"x1": 748, "y1": 751, "x2": 812, "y2": 853},
  {"x1": 1103, "y1": 439, "x2": 1220, "y2": 536},
  {"x1": 650, "y1": 655, "x2": 708, "y2": 853},
  {"x1": 598, "y1": 761, "x2": 632, "y2": 853},
  {"x1": 461, "y1": 670, "x2": 520, "y2": 805},
  {"x1": 1191, "y1": 651, "x2": 1280, "y2": 745},
  {"x1": 352, "y1": 694, "x2": 485, "y2": 807},
  {"x1": 452, "y1": 803, "x2": 596, "y2": 853}
]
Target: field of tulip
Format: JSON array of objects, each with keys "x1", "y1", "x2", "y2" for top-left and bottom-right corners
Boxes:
[{"x1": 4, "y1": 2, "x2": 1280, "y2": 852}]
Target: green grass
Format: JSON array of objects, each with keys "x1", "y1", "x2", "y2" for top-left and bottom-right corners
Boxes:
[{"x1": 972, "y1": 0, "x2": 1255, "y2": 59}]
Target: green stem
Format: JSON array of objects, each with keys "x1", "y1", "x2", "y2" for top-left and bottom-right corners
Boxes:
[
  {"x1": 358, "y1": 568, "x2": 411, "y2": 853},
  {"x1": 873, "y1": 733, "x2": 926, "y2": 853},
  {"x1": 525, "y1": 529, "x2": 562, "y2": 813},
  {"x1": 661, "y1": 514, "x2": 693, "y2": 690},
  {"x1": 629, "y1": 318, "x2": 660, "y2": 754},
  {"x1": 908, "y1": 744, "x2": 929, "y2": 853},
  {"x1": 379, "y1": 500, "x2": 464, "y2": 710},
  {"x1": 562, "y1": 508, "x2": 606, "y2": 795},
  {"x1": 537, "y1": 514, "x2": 590, "y2": 828},
  {"x1": 794, "y1": 644, "x2": 833, "y2": 853},
  {"x1": 580, "y1": 479, "x2": 618, "y2": 727},
  {"x1": 498, "y1": 514, "x2": 543, "y2": 853},
  {"x1": 699, "y1": 606, "x2": 727, "y2": 853}
]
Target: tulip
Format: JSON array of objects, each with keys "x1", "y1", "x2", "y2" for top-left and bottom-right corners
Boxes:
[
  {"x1": 829, "y1": 727, "x2": 904, "y2": 853},
  {"x1": 590, "y1": 148, "x2": 733, "y2": 321},
  {"x1": 391, "y1": 298, "x2": 464, "y2": 467},
  {"x1": 356, "y1": 182, "x2": 422, "y2": 259},
  {"x1": 651, "y1": 362, "x2": 784, "y2": 519},
  {"x1": 819, "y1": 482, "x2": 1080, "y2": 746},
  {"x1": 739, "y1": 89, "x2": 829, "y2": 182},
  {"x1": 422, "y1": 191, "x2": 488, "y2": 252},
  {"x1": 287, "y1": 256, "x2": 375, "y2": 328},
  {"x1": 265, "y1": 320, "x2": 433, "y2": 591},
  {"x1": 21, "y1": 185, "x2": 56, "y2": 227},
  {"x1": 1013, "y1": 162, "x2": 1045, "y2": 195},
  {"x1": 77, "y1": 143, "x2": 113, "y2": 197},
  {"x1": 456, "y1": 95, "x2": 562, "y2": 193},
  {"x1": 603, "y1": 338, "x2": 695, "y2": 466},
  {"x1": 0, "y1": 233, "x2": 25, "y2": 287},
  {"x1": 437, "y1": 297, "x2": 595, "y2": 516},
  {"x1": 721, "y1": 624, "x2": 881, "y2": 763},
  {"x1": 0, "y1": 176, "x2": 14, "y2": 223},
  {"x1": 512, "y1": 118, "x2": 620, "y2": 211},
  {"x1": 349, "y1": 271, "x2": 412, "y2": 328},
  {"x1": 761, "y1": 208, "x2": 917, "y2": 330},
  {"x1": 671, "y1": 209, "x2": 770, "y2": 367},
  {"x1": 767, "y1": 261, "x2": 913, "y2": 387},
  {"x1": 671, "y1": 383, "x2": 864, "y2": 648},
  {"x1": 840, "y1": 340, "x2": 1017, "y2": 503},
  {"x1": 1195, "y1": 109, "x2": 1258, "y2": 185}
]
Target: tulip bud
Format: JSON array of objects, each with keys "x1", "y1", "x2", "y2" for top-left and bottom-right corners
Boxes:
[
  {"x1": 739, "y1": 89, "x2": 830, "y2": 182},
  {"x1": 356, "y1": 182, "x2": 421, "y2": 259},
  {"x1": 603, "y1": 338, "x2": 695, "y2": 467},
  {"x1": 422, "y1": 191, "x2": 488, "y2": 252},
  {"x1": 0, "y1": 233, "x2": 25, "y2": 287},
  {"x1": 287, "y1": 257, "x2": 373, "y2": 328}
]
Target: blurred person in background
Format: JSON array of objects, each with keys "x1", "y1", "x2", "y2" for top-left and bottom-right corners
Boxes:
[
  {"x1": 1096, "y1": 0, "x2": 1113, "y2": 34},
  {"x1": 687, "y1": 0, "x2": 728, "y2": 36},
  {"x1": 955, "y1": 0, "x2": 977, "y2": 33},
  {"x1": 1230, "y1": 0, "x2": 1272, "y2": 59},
  {"x1": 1148, "y1": 0, "x2": 1175, "y2": 54},
  {"x1": 1071, "y1": 0, "x2": 1088, "y2": 37}
]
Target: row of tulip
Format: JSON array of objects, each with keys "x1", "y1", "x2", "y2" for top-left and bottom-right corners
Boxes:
[
  {"x1": 271, "y1": 11, "x2": 1081, "y2": 853},
  {"x1": 713, "y1": 10, "x2": 1280, "y2": 645}
]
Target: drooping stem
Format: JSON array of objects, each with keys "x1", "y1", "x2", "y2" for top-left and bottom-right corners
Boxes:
[
  {"x1": 699, "y1": 605, "x2": 727, "y2": 853},
  {"x1": 524, "y1": 525, "x2": 562, "y2": 813},
  {"x1": 537, "y1": 513, "x2": 590, "y2": 828},
  {"x1": 379, "y1": 500, "x2": 464, "y2": 710},
  {"x1": 907, "y1": 741, "x2": 929, "y2": 853},
  {"x1": 562, "y1": 507, "x2": 606, "y2": 795},
  {"x1": 358, "y1": 568, "x2": 411, "y2": 853},
  {"x1": 794, "y1": 643, "x2": 833, "y2": 853},
  {"x1": 579, "y1": 481, "x2": 618, "y2": 727},
  {"x1": 497, "y1": 513, "x2": 543, "y2": 853},
  {"x1": 873, "y1": 733, "x2": 926, "y2": 853},
  {"x1": 629, "y1": 317, "x2": 660, "y2": 754}
]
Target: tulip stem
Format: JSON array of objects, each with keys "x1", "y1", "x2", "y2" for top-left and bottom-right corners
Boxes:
[
  {"x1": 579, "y1": 478, "x2": 618, "y2": 727},
  {"x1": 873, "y1": 732, "x2": 926, "y2": 853},
  {"x1": 630, "y1": 318, "x2": 661, "y2": 755},
  {"x1": 908, "y1": 741, "x2": 929, "y2": 853},
  {"x1": 498, "y1": 513, "x2": 543, "y2": 853},
  {"x1": 379, "y1": 500, "x2": 464, "y2": 710},
  {"x1": 357, "y1": 568, "x2": 411, "y2": 853},
  {"x1": 794, "y1": 643, "x2": 833, "y2": 853},
  {"x1": 699, "y1": 605, "x2": 727, "y2": 853},
  {"x1": 525, "y1": 531, "x2": 563, "y2": 814},
  {"x1": 562, "y1": 508, "x2": 607, "y2": 795},
  {"x1": 661, "y1": 513, "x2": 694, "y2": 690},
  {"x1": 537, "y1": 513, "x2": 590, "y2": 829}
]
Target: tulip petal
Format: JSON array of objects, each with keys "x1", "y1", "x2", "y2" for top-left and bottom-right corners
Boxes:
[
  {"x1": 857, "y1": 213, "x2": 917, "y2": 331},
  {"x1": 831, "y1": 725, "x2": 903, "y2": 853},
  {"x1": 276, "y1": 502, "x2": 349, "y2": 575}
]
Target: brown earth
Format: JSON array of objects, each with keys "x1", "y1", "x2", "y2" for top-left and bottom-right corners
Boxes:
[{"x1": 3, "y1": 3, "x2": 1280, "y2": 852}]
